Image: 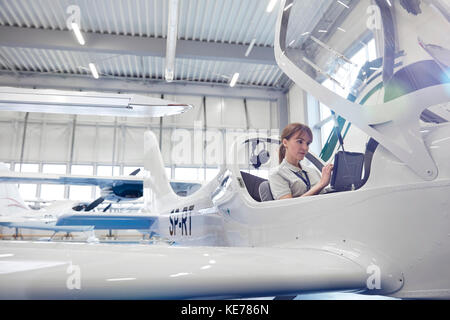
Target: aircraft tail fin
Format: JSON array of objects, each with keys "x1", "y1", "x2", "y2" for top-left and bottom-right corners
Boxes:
[
  {"x1": 0, "y1": 163, "x2": 30, "y2": 216},
  {"x1": 143, "y1": 131, "x2": 178, "y2": 212}
]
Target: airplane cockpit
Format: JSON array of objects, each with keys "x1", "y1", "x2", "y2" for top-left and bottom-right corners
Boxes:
[{"x1": 234, "y1": 136, "x2": 372, "y2": 203}]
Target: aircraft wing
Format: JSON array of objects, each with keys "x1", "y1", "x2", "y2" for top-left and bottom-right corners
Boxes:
[
  {"x1": 0, "y1": 221, "x2": 94, "y2": 233},
  {"x1": 0, "y1": 171, "x2": 141, "y2": 188},
  {"x1": 0, "y1": 171, "x2": 202, "y2": 193},
  {"x1": 0, "y1": 241, "x2": 369, "y2": 299}
]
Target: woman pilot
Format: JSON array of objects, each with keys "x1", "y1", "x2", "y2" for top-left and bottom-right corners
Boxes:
[{"x1": 269, "y1": 123, "x2": 334, "y2": 200}]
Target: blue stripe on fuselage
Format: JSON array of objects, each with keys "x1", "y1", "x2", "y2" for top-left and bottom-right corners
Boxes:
[{"x1": 56, "y1": 214, "x2": 155, "y2": 230}]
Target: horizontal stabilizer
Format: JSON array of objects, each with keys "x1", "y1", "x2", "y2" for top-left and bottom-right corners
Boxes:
[
  {"x1": 0, "y1": 172, "x2": 142, "y2": 188},
  {"x1": 0, "y1": 242, "x2": 369, "y2": 299},
  {"x1": 0, "y1": 172, "x2": 202, "y2": 195}
]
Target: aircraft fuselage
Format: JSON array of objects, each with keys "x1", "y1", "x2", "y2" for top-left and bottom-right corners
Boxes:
[{"x1": 152, "y1": 123, "x2": 450, "y2": 299}]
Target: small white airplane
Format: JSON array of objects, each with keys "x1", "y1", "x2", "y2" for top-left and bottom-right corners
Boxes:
[
  {"x1": 0, "y1": 164, "x2": 202, "y2": 237},
  {"x1": 1, "y1": 0, "x2": 450, "y2": 299},
  {"x1": 0, "y1": 169, "x2": 202, "y2": 212},
  {"x1": 0, "y1": 167, "x2": 97, "y2": 241}
]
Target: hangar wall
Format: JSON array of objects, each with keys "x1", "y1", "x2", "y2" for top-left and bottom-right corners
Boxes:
[{"x1": 0, "y1": 94, "x2": 278, "y2": 173}]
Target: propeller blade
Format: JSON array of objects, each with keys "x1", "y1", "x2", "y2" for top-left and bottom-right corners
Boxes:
[
  {"x1": 85, "y1": 197, "x2": 105, "y2": 211},
  {"x1": 102, "y1": 203, "x2": 112, "y2": 212},
  {"x1": 129, "y1": 168, "x2": 141, "y2": 176}
]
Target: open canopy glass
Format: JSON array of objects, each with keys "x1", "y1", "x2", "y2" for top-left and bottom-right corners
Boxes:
[{"x1": 275, "y1": 0, "x2": 450, "y2": 181}]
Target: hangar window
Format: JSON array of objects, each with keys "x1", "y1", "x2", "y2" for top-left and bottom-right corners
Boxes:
[
  {"x1": 69, "y1": 186, "x2": 92, "y2": 201},
  {"x1": 243, "y1": 169, "x2": 269, "y2": 180},
  {"x1": 17, "y1": 163, "x2": 39, "y2": 201},
  {"x1": 42, "y1": 164, "x2": 66, "y2": 174},
  {"x1": 69, "y1": 165, "x2": 94, "y2": 201},
  {"x1": 71, "y1": 165, "x2": 94, "y2": 175},
  {"x1": 40, "y1": 185, "x2": 65, "y2": 200},
  {"x1": 173, "y1": 167, "x2": 220, "y2": 181},
  {"x1": 205, "y1": 168, "x2": 220, "y2": 181},
  {"x1": 41, "y1": 164, "x2": 66, "y2": 200},
  {"x1": 97, "y1": 165, "x2": 120, "y2": 176},
  {"x1": 124, "y1": 166, "x2": 143, "y2": 176},
  {"x1": 19, "y1": 163, "x2": 39, "y2": 173},
  {"x1": 175, "y1": 167, "x2": 201, "y2": 181}
]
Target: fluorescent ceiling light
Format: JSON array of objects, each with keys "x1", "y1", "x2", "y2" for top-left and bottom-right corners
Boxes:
[
  {"x1": 337, "y1": 1, "x2": 349, "y2": 9},
  {"x1": 283, "y1": 3, "x2": 293, "y2": 11},
  {"x1": 170, "y1": 273, "x2": 191, "y2": 278},
  {"x1": 229, "y1": 73, "x2": 239, "y2": 87},
  {"x1": 386, "y1": 0, "x2": 392, "y2": 7},
  {"x1": 88, "y1": 63, "x2": 99, "y2": 79},
  {"x1": 266, "y1": 0, "x2": 278, "y2": 13},
  {"x1": 338, "y1": 27, "x2": 346, "y2": 32},
  {"x1": 165, "y1": 69, "x2": 174, "y2": 82},
  {"x1": 165, "y1": 0, "x2": 179, "y2": 82},
  {"x1": 71, "y1": 22, "x2": 85, "y2": 45},
  {"x1": 106, "y1": 278, "x2": 136, "y2": 282},
  {"x1": 245, "y1": 38, "x2": 256, "y2": 57}
]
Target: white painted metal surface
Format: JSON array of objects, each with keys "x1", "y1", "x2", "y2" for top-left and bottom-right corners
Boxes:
[
  {"x1": 0, "y1": 241, "x2": 368, "y2": 299},
  {"x1": 0, "y1": 87, "x2": 192, "y2": 117},
  {"x1": 1, "y1": 0, "x2": 450, "y2": 300},
  {"x1": 1, "y1": 121, "x2": 450, "y2": 298}
]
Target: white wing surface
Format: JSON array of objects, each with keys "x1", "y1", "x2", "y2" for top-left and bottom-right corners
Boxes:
[{"x1": 0, "y1": 241, "x2": 368, "y2": 299}]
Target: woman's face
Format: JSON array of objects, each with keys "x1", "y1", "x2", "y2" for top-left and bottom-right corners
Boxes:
[{"x1": 283, "y1": 130, "x2": 312, "y2": 162}]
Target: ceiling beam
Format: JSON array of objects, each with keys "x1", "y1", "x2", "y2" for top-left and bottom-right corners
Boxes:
[
  {"x1": 0, "y1": 72, "x2": 286, "y2": 101},
  {"x1": 164, "y1": 0, "x2": 179, "y2": 82},
  {"x1": 0, "y1": 26, "x2": 276, "y2": 65}
]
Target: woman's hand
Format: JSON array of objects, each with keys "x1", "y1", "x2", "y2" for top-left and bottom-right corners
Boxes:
[
  {"x1": 319, "y1": 163, "x2": 334, "y2": 188},
  {"x1": 300, "y1": 163, "x2": 334, "y2": 197}
]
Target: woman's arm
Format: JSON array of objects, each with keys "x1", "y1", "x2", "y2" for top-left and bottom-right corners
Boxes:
[
  {"x1": 300, "y1": 182, "x2": 326, "y2": 197},
  {"x1": 300, "y1": 163, "x2": 334, "y2": 197}
]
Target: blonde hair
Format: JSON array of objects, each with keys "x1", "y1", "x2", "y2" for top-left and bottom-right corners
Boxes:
[{"x1": 279, "y1": 123, "x2": 313, "y2": 164}]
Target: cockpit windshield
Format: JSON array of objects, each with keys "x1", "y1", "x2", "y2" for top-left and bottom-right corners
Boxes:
[
  {"x1": 280, "y1": 0, "x2": 450, "y2": 108},
  {"x1": 276, "y1": 0, "x2": 450, "y2": 181}
]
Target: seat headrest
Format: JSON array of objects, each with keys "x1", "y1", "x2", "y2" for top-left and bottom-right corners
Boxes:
[{"x1": 259, "y1": 180, "x2": 274, "y2": 202}]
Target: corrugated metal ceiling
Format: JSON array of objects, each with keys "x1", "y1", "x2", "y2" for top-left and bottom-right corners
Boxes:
[
  {"x1": 0, "y1": 0, "x2": 278, "y2": 45},
  {"x1": 0, "y1": 0, "x2": 291, "y2": 90}
]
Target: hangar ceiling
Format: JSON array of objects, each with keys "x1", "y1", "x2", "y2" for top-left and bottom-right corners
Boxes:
[{"x1": 0, "y1": 0, "x2": 292, "y2": 97}]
